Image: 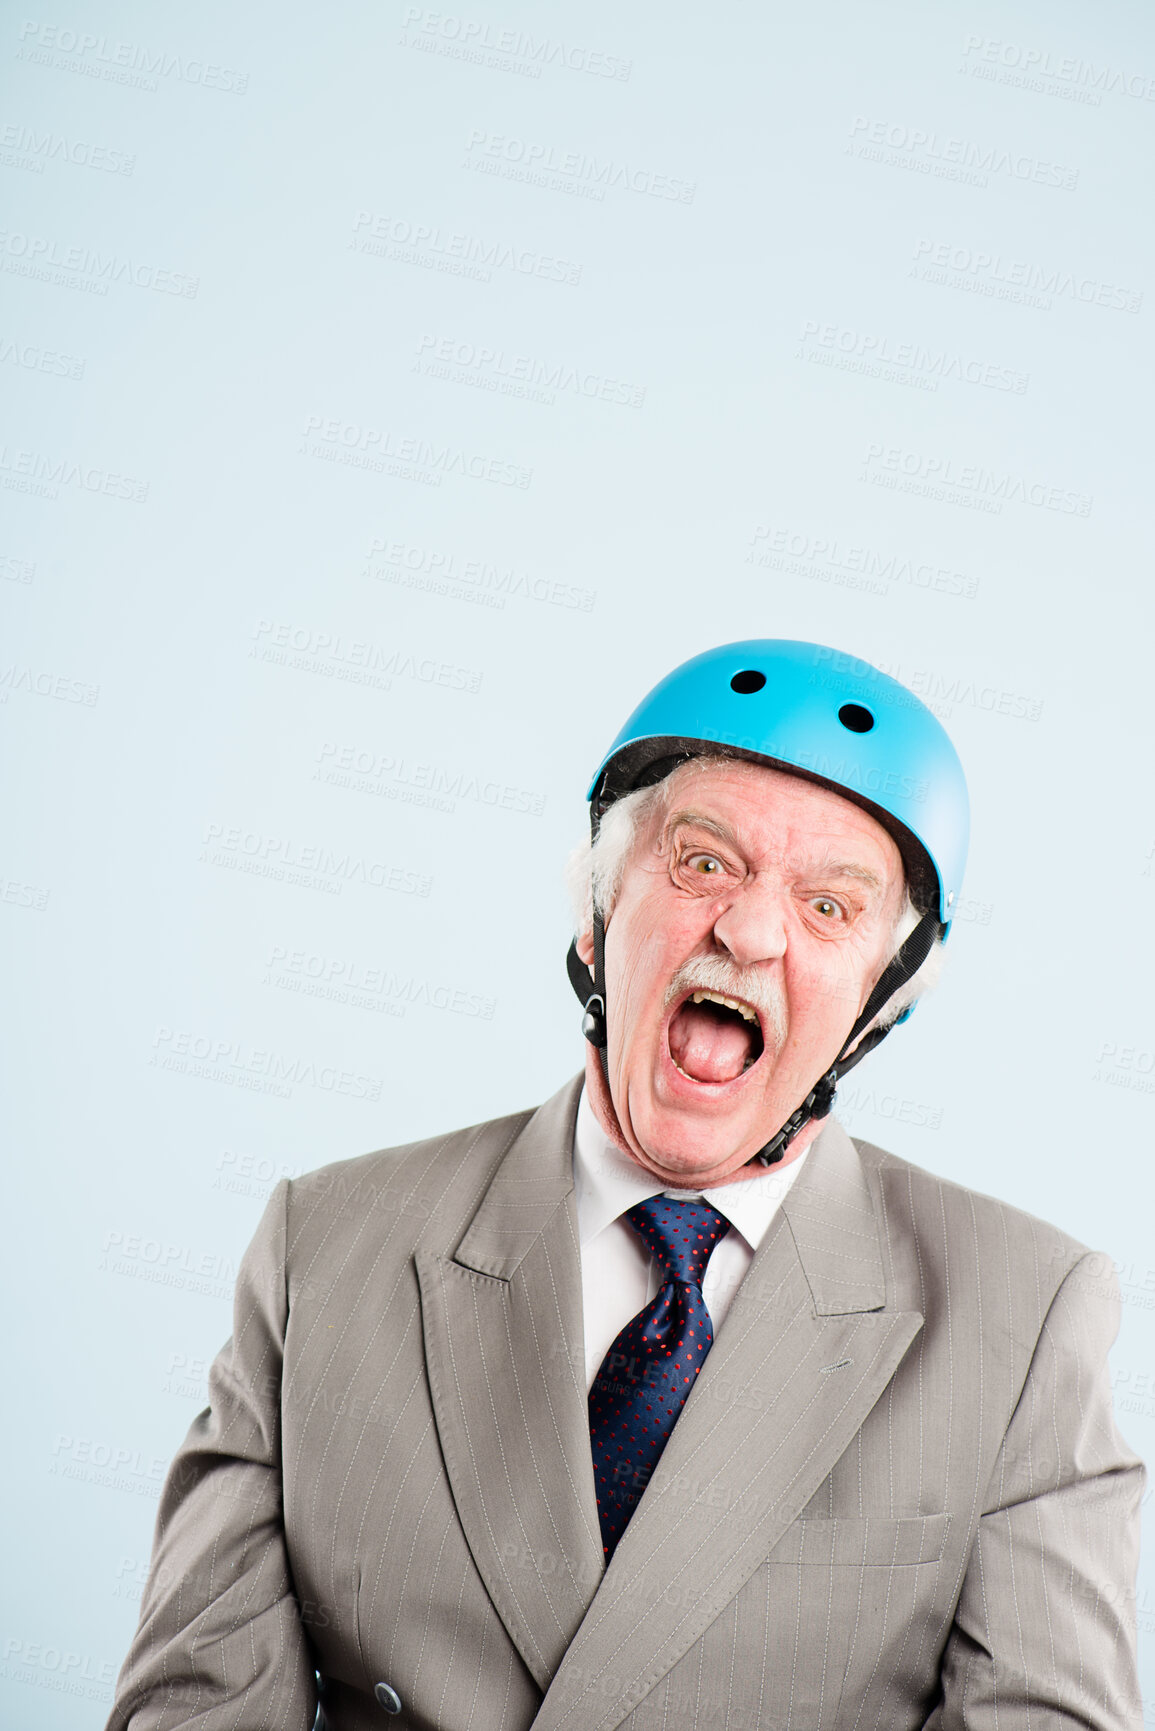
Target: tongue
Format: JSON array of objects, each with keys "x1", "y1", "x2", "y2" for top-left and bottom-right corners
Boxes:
[{"x1": 668, "y1": 1001, "x2": 755, "y2": 1084}]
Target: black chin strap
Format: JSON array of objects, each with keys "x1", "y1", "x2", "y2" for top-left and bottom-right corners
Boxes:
[
  {"x1": 567, "y1": 789, "x2": 614, "y2": 1076},
  {"x1": 565, "y1": 882, "x2": 942, "y2": 1169},
  {"x1": 749, "y1": 908, "x2": 942, "y2": 1165},
  {"x1": 566, "y1": 911, "x2": 609, "y2": 1064}
]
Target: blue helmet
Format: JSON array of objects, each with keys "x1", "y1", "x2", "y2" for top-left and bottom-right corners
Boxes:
[
  {"x1": 588, "y1": 638, "x2": 968, "y2": 930},
  {"x1": 567, "y1": 639, "x2": 970, "y2": 1164}
]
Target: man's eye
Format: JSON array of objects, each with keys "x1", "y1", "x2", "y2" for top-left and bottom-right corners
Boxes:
[
  {"x1": 812, "y1": 898, "x2": 842, "y2": 919},
  {"x1": 687, "y1": 855, "x2": 724, "y2": 876}
]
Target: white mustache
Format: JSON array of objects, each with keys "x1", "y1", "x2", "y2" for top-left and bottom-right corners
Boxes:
[{"x1": 664, "y1": 957, "x2": 787, "y2": 1049}]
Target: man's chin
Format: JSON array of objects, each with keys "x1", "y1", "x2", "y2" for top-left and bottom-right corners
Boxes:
[
  {"x1": 629, "y1": 1120, "x2": 762, "y2": 1185},
  {"x1": 583, "y1": 1049, "x2": 799, "y2": 1183},
  {"x1": 621, "y1": 1085, "x2": 767, "y2": 1182}
]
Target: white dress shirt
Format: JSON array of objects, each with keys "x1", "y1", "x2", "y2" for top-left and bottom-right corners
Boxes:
[{"x1": 572, "y1": 1084, "x2": 811, "y2": 1390}]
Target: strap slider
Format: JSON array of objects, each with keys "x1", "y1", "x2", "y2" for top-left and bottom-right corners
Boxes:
[{"x1": 581, "y1": 994, "x2": 607, "y2": 1048}]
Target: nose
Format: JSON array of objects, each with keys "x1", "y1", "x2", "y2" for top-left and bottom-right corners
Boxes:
[{"x1": 709, "y1": 876, "x2": 789, "y2": 967}]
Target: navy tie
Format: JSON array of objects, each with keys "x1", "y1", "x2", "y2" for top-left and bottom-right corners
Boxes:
[{"x1": 588, "y1": 1194, "x2": 730, "y2": 1561}]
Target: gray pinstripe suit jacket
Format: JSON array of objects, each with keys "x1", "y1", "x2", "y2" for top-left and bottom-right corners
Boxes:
[{"x1": 108, "y1": 1074, "x2": 1143, "y2": 1730}]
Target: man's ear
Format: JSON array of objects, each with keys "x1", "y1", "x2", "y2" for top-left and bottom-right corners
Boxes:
[{"x1": 575, "y1": 926, "x2": 595, "y2": 970}]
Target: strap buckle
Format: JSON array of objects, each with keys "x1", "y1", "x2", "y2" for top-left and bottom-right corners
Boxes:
[{"x1": 581, "y1": 994, "x2": 607, "y2": 1048}]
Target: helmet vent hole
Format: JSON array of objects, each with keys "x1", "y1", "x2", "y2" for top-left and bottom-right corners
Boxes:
[
  {"x1": 838, "y1": 703, "x2": 874, "y2": 733},
  {"x1": 730, "y1": 670, "x2": 766, "y2": 694}
]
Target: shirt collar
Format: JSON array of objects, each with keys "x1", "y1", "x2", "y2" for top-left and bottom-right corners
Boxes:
[{"x1": 573, "y1": 1083, "x2": 810, "y2": 1256}]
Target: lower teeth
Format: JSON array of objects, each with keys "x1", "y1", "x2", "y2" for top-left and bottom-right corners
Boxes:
[{"x1": 672, "y1": 1058, "x2": 756, "y2": 1081}]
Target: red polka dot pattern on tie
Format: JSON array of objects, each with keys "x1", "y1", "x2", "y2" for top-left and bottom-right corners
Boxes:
[{"x1": 588, "y1": 1194, "x2": 730, "y2": 1561}]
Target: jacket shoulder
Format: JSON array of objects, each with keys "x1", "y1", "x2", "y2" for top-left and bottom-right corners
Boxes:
[
  {"x1": 849, "y1": 1134, "x2": 1093, "y2": 1337},
  {"x1": 281, "y1": 1101, "x2": 540, "y2": 1251},
  {"x1": 293, "y1": 1100, "x2": 539, "y2": 1189},
  {"x1": 854, "y1": 1134, "x2": 1088, "y2": 1262}
]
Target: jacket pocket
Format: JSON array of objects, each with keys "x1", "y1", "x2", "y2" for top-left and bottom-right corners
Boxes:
[{"x1": 767, "y1": 1511, "x2": 950, "y2": 1568}]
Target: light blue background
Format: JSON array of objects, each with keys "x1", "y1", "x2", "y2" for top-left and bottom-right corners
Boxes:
[{"x1": 3, "y1": 0, "x2": 1153, "y2": 1719}]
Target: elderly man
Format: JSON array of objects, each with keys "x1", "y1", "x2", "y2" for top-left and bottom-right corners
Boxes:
[{"x1": 109, "y1": 640, "x2": 1142, "y2": 1730}]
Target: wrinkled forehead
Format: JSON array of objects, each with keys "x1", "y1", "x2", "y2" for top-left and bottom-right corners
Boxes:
[{"x1": 649, "y1": 756, "x2": 907, "y2": 887}]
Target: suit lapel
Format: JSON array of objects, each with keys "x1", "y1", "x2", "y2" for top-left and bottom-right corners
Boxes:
[
  {"x1": 416, "y1": 1074, "x2": 604, "y2": 1693},
  {"x1": 532, "y1": 1118, "x2": 924, "y2": 1731}
]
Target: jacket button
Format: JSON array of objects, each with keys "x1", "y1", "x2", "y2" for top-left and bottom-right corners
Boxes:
[{"x1": 374, "y1": 1681, "x2": 402, "y2": 1714}]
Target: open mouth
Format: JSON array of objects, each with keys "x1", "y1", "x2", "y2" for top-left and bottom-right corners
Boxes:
[{"x1": 667, "y1": 990, "x2": 765, "y2": 1085}]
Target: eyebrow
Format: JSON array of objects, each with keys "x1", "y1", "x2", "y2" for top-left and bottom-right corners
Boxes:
[
  {"x1": 662, "y1": 809, "x2": 743, "y2": 853},
  {"x1": 663, "y1": 809, "x2": 886, "y2": 895},
  {"x1": 809, "y1": 861, "x2": 885, "y2": 892}
]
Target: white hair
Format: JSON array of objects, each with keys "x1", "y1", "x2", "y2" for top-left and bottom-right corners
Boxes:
[{"x1": 564, "y1": 759, "x2": 943, "y2": 1032}]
